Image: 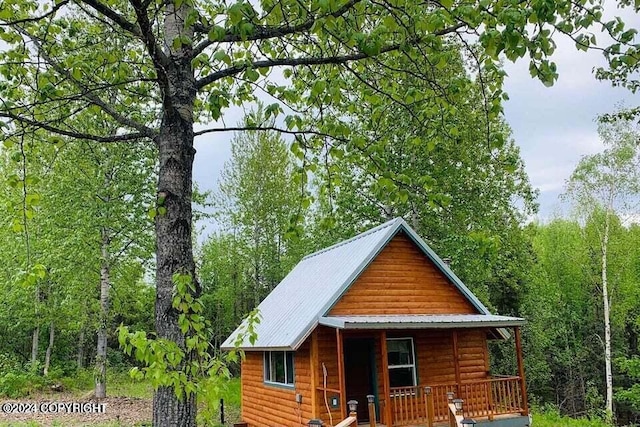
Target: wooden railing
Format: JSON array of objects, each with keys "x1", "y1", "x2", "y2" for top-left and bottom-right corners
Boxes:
[
  {"x1": 388, "y1": 377, "x2": 526, "y2": 426},
  {"x1": 389, "y1": 386, "x2": 426, "y2": 426},
  {"x1": 429, "y1": 383, "x2": 459, "y2": 422},
  {"x1": 334, "y1": 416, "x2": 357, "y2": 427},
  {"x1": 459, "y1": 376, "x2": 524, "y2": 419}
]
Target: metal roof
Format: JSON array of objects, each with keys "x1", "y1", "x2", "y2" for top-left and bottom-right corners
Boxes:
[
  {"x1": 221, "y1": 217, "x2": 506, "y2": 351},
  {"x1": 318, "y1": 314, "x2": 525, "y2": 330}
]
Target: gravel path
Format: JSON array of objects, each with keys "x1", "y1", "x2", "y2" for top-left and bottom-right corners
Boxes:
[{"x1": 0, "y1": 395, "x2": 151, "y2": 426}]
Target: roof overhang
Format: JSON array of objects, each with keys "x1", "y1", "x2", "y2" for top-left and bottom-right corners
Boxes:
[{"x1": 318, "y1": 314, "x2": 525, "y2": 330}]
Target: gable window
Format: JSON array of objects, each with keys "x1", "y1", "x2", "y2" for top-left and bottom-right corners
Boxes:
[
  {"x1": 387, "y1": 337, "x2": 417, "y2": 388},
  {"x1": 264, "y1": 351, "x2": 294, "y2": 386}
]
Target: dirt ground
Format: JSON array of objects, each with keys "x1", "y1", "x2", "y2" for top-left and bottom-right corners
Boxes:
[{"x1": 0, "y1": 394, "x2": 152, "y2": 426}]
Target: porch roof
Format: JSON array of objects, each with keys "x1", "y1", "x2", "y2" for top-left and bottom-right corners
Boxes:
[{"x1": 318, "y1": 314, "x2": 525, "y2": 330}]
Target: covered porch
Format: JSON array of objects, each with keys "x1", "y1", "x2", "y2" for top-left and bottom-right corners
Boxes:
[{"x1": 310, "y1": 314, "x2": 528, "y2": 427}]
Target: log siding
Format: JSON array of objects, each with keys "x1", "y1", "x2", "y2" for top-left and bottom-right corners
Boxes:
[{"x1": 329, "y1": 233, "x2": 479, "y2": 316}]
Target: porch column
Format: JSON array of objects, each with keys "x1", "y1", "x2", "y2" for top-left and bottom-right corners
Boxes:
[
  {"x1": 452, "y1": 330, "x2": 461, "y2": 385},
  {"x1": 336, "y1": 328, "x2": 347, "y2": 420},
  {"x1": 310, "y1": 330, "x2": 318, "y2": 419},
  {"x1": 514, "y1": 326, "x2": 529, "y2": 416},
  {"x1": 380, "y1": 330, "x2": 392, "y2": 426}
]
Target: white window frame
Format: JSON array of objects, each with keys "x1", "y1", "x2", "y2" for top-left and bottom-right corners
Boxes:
[
  {"x1": 263, "y1": 351, "x2": 295, "y2": 388},
  {"x1": 387, "y1": 337, "x2": 417, "y2": 388}
]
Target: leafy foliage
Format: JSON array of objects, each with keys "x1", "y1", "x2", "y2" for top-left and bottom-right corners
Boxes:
[{"x1": 118, "y1": 271, "x2": 258, "y2": 425}]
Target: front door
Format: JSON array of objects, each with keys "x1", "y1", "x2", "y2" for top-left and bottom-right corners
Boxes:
[{"x1": 344, "y1": 338, "x2": 377, "y2": 422}]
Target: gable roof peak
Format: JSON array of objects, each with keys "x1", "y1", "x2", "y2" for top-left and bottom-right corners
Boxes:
[{"x1": 303, "y1": 217, "x2": 405, "y2": 261}]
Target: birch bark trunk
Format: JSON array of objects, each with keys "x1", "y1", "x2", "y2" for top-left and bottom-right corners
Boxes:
[
  {"x1": 43, "y1": 323, "x2": 54, "y2": 376},
  {"x1": 95, "y1": 227, "x2": 111, "y2": 399},
  {"x1": 602, "y1": 212, "x2": 613, "y2": 418}
]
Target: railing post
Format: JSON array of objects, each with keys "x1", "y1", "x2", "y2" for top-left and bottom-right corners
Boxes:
[
  {"x1": 487, "y1": 380, "x2": 494, "y2": 421},
  {"x1": 424, "y1": 386, "x2": 434, "y2": 427},
  {"x1": 367, "y1": 395, "x2": 376, "y2": 427},
  {"x1": 348, "y1": 400, "x2": 358, "y2": 425},
  {"x1": 447, "y1": 392, "x2": 455, "y2": 427},
  {"x1": 514, "y1": 327, "x2": 529, "y2": 416}
]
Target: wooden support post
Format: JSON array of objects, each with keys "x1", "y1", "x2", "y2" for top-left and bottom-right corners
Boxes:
[
  {"x1": 348, "y1": 400, "x2": 358, "y2": 424},
  {"x1": 452, "y1": 330, "x2": 461, "y2": 386},
  {"x1": 424, "y1": 387, "x2": 434, "y2": 427},
  {"x1": 337, "y1": 328, "x2": 347, "y2": 420},
  {"x1": 487, "y1": 380, "x2": 494, "y2": 421},
  {"x1": 514, "y1": 327, "x2": 529, "y2": 416},
  {"x1": 448, "y1": 403, "x2": 457, "y2": 427},
  {"x1": 310, "y1": 329, "x2": 318, "y2": 419},
  {"x1": 367, "y1": 395, "x2": 377, "y2": 427},
  {"x1": 380, "y1": 331, "x2": 392, "y2": 426}
]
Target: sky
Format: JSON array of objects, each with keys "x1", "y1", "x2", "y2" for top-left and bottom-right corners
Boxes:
[
  {"x1": 192, "y1": 12, "x2": 640, "y2": 234},
  {"x1": 502, "y1": 15, "x2": 639, "y2": 220}
]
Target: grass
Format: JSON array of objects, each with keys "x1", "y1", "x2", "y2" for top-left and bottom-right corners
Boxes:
[
  {"x1": 532, "y1": 411, "x2": 613, "y2": 427},
  {"x1": 107, "y1": 371, "x2": 153, "y2": 399}
]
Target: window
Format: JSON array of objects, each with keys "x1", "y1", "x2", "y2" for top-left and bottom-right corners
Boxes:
[
  {"x1": 387, "y1": 338, "x2": 417, "y2": 388},
  {"x1": 264, "y1": 351, "x2": 294, "y2": 386}
]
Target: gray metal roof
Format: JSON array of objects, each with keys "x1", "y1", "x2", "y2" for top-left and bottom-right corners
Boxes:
[
  {"x1": 221, "y1": 217, "x2": 505, "y2": 351},
  {"x1": 318, "y1": 314, "x2": 525, "y2": 330}
]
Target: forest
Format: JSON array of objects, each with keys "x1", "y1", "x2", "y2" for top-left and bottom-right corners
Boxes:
[{"x1": 1, "y1": 0, "x2": 640, "y2": 426}]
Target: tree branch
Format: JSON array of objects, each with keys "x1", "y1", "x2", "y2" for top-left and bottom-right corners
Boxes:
[
  {"x1": 0, "y1": 0, "x2": 69, "y2": 26},
  {"x1": 128, "y1": 0, "x2": 171, "y2": 80},
  {"x1": 195, "y1": 22, "x2": 465, "y2": 90},
  {"x1": 76, "y1": 0, "x2": 142, "y2": 36},
  {"x1": 13, "y1": 27, "x2": 157, "y2": 137},
  {"x1": 0, "y1": 111, "x2": 149, "y2": 142},
  {"x1": 192, "y1": 0, "x2": 363, "y2": 56},
  {"x1": 194, "y1": 125, "x2": 348, "y2": 142}
]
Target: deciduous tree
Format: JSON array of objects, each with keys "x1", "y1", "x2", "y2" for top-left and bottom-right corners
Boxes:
[{"x1": 565, "y1": 117, "x2": 640, "y2": 419}]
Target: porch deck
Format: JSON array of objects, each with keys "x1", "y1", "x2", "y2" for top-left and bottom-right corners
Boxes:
[{"x1": 385, "y1": 376, "x2": 527, "y2": 427}]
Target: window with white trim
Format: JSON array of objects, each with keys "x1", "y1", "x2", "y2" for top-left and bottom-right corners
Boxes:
[
  {"x1": 387, "y1": 337, "x2": 417, "y2": 388},
  {"x1": 264, "y1": 351, "x2": 294, "y2": 386}
]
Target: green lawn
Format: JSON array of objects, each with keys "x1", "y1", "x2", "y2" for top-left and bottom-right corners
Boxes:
[{"x1": 532, "y1": 411, "x2": 612, "y2": 427}]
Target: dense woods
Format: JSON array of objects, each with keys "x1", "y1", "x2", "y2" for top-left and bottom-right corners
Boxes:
[
  {"x1": 1, "y1": 0, "x2": 640, "y2": 425},
  {"x1": 5, "y1": 106, "x2": 640, "y2": 426}
]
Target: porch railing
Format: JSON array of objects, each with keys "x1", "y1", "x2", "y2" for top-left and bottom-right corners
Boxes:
[{"x1": 389, "y1": 376, "x2": 526, "y2": 426}]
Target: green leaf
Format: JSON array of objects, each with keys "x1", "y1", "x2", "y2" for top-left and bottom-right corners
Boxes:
[{"x1": 207, "y1": 26, "x2": 226, "y2": 42}]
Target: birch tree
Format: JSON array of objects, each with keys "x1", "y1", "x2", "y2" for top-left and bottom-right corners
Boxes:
[{"x1": 565, "y1": 118, "x2": 640, "y2": 420}]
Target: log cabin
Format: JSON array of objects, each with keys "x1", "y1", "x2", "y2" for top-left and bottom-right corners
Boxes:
[{"x1": 222, "y1": 218, "x2": 530, "y2": 427}]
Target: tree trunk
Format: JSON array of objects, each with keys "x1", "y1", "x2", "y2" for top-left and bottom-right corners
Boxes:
[
  {"x1": 153, "y1": 107, "x2": 198, "y2": 425},
  {"x1": 31, "y1": 326, "x2": 39, "y2": 367},
  {"x1": 95, "y1": 227, "x2": 111, "y2": 399},
  {"x1": 77, "y1": 327, "x2": 85, "y2": 370},
  {"x1": 31, "y1": 282, "x2": 41, "y2": 367},
  {"x1": 43, "y1": 323, "x2": 54, "y2": 376},
  {"x1": 602, "y1": 213, "x2": 613, "y2": 418},
  {"x1": 152, "y1": 5, "x2": 198, "y2": 422}
]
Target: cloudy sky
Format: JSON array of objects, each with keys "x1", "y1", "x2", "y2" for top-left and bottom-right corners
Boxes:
[
  {"x1": 193, "y1": 13, "x2": 640, "y2": 233},
  {"x1": 503, "y1": 12, "x2": 639, "y2": 220}
]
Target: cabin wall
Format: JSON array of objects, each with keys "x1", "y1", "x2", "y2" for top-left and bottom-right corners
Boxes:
[
  {"x1": 458, "y1": 329, "x2": 491, "y2": 381},
  {"x1": 328, "y1": 233, "x2": 479, "y2": 315},
  {"x1": 241, "y1": 340, "x2": 312, "y2": 427},
  {"x1": 385, "y1": 328, "x2": 490, "y2": 385}
]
